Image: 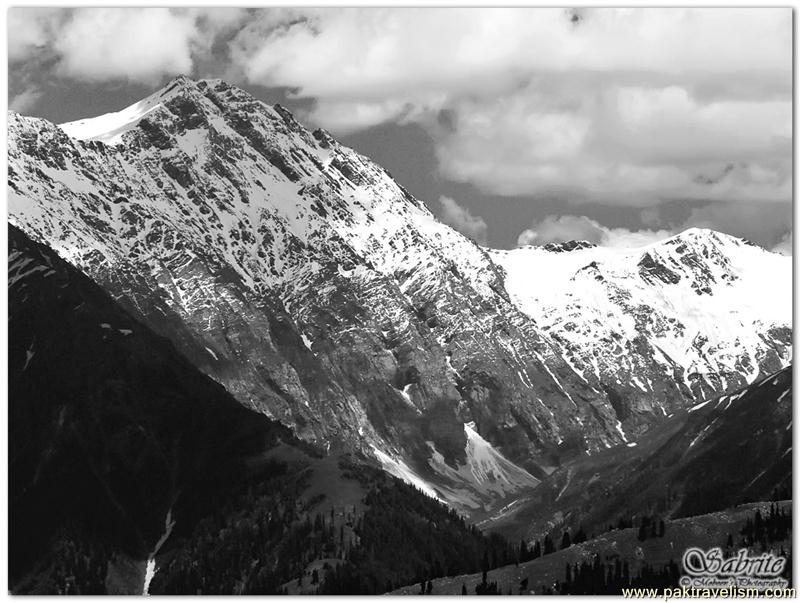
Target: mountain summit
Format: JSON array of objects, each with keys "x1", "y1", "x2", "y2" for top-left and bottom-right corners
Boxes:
[
  {"x1": 7, "y1": 77, "x2": 791, "y2": 513},
  {"x1": 491, "y1": 227, "x2": 790, "y2": 434}
]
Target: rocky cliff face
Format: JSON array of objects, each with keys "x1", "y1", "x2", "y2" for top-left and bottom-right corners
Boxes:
[
  {"x1": 9, "y1": 225, "x2": 521, "y2": 595},
  {"x1": 7, "y1": 76, "x2": 791, "y2": 512}
]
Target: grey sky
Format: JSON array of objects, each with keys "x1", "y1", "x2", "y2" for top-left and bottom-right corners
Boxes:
[{"x1": 7, "y1": 7, "x2": 792, "y2": 252}]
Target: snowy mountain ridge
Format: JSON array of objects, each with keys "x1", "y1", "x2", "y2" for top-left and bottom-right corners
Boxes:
[
  {"x1": 491, "y1": 229, "x2": 790, "y2": 432},
  {"x1": 7, "y1": 76, "x2": 792, "y2": 513},
  {"x1": 9, "y1": 77, "x2": 606, "y2": 514}
]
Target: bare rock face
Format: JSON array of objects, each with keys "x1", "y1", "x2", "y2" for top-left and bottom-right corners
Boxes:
[{"x1": 7, "y1": 77, "x2": 791, "y2": 513}]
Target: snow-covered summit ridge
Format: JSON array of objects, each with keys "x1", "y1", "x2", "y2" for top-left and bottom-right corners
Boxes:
[
  {"x1": 13, "y1": 76, "x2": 504, "y2": 299},
  {"x1": 491, "y1": 226, "x2": 789, "y2": 325},
  {"x1": 514, "y1": 228, "x2": 770, "y2": 255},
  {"x1": 490, "y1": 226, "x2": 791, "y2": 407},
  {"x1": 58, "y1": 76, "x2": 201, "y2": 144},
  {"x1": 8, "y1": 76, "x2": 791, "y2": 499},
  {"x1": 540, "y1": 240, "x2": 598, "y2": 253},
  {"x1": 9, "y1": 75, "x2": 617, "y2": 509}
]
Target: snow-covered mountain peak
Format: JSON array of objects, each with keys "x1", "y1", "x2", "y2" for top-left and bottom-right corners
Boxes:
[
  {"x1": 55, "y1": 77, "x2": 313, "y2": 151},
  {"x1": 666, "y1": 226, "x2": 727, "y2": 242},
  {"x1": 10, "y1": 77, "x2": 617, "y2": 507},
  {"x1": 541, "y1": 240, "x2": 598, "y2": 253},
  {"x1": 490, "y1": 226, "x2": 790, "y2": 414},
  {"x1": 58, "y1": 76, "x2": 205, "y2": 144},
  {"x1": 12, "y1": 78, "x2": 507, "y2": 300},
  {"x1": 657, "y1": 227, "x2": 752, "y2": 257},
  {"x1": 7, "y1": 76, "x2": 792, "y2": 510}
]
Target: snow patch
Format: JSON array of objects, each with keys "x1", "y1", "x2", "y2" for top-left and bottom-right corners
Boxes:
[
  {"x1": 463, "y1": 422, "x2": 538, "y2": 487},
  {"x1": 61, "y1": 100, "x2": 164, "y2": 145},
  {"x1": 371, "y1": 445, "x2": 440, "y2": 500},
  {"x1": 23, "y1": 343, "x2": 35, "y2": 371},
  {"x1": 143, "y1": 509, "x2": 175, "y2": 595},
  {"x1": 688, "y1": 399, "x2": 711, "y2": 413},
  {"x1": 445, "y1": 353, "x2": 462, "y2": 378},
  {"x1": 614, "y1": 420, "x2": 629, "y2": 443}
]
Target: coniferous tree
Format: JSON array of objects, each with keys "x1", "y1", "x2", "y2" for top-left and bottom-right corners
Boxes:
[{"x1": 637, "y1": 520, "x2": 648, "y2": 542}]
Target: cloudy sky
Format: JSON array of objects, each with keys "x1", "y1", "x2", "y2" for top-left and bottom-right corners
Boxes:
[{"x1": 8, "y1": 7, "x2": 792, "y2": 252}]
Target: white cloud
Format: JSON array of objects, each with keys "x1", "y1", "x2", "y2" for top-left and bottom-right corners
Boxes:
[
  {"x1": 672, "y1": 201, "x2": 792, "y2": 251},
  {"x1": 772, "y1": 232, "x2": 792, "y2": 256},
  {"x1": 185, "y1": 8, "x2": 250, "y2": 59},
  {"x1": 8, "y1": 8, "x2": 248, "y2": 86},
  {"x1": 53, "y1": 9, "x2": 199, "y2": 84},
  {"x1": 7, "y1": 7, "x2": 793, "y2": 210},
  {"x1": 640, "y1": 207, "x2": 661, "y2": 227},
  {"x1": 304, "y1": 99, "x2": 423, "y2": 134},
  {"x1": 438, "y1": 196, "x2": 488, "y2": 245},
  {"x1": 9, "y1": 87, "x2": 43, "y2": 113},
  {"x1": 229, "y1": 8, "x2": 791, "y2": 205},
  {"x1": 7, "y1": 8, "x2": 62, "y2": 63},
  {"x1": 433, "y1": 81, "x2": 790, "y2": 203},
  {"x1": 230, "y1": 8, "x2": 790, "y2": 101},
  {"x1": 517, "y1": 215, "x2": 671, "y2": 248}
]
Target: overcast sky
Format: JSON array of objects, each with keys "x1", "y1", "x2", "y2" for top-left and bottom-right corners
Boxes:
[{"x1": 7, "y1": 7, "x2": 792, "y2": 252}]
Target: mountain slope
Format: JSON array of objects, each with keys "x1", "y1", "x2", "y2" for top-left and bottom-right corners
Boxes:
[
  {"x1": 491, "y1": 232, "x2": 791, "y2": 434},
  {"x1": 392, "y1": 501, "x2": 791, "y2": 595},
  {"x1": 7, "y1": 76, "x2": 791, "y2": 510},
  {"x1": 478, "y1": 364, "x2": 792, "y2": 543},
  {"x1": 8, "y1": 77, "x2": 623, "y2": 511},
  {"x1": 8, "y1": 225, "x2": 520, "y2": 595},
  {"x1": 9, "y1": 223, "x2": 302, "y2": 591}
]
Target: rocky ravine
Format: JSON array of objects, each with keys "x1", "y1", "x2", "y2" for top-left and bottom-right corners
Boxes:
[{"x1": 7, "y1": 76, "x2": 791, "y2": 513}]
